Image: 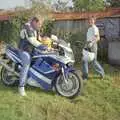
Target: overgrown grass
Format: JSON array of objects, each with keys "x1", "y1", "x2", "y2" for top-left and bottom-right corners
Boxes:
[{"x1": 0, "y1": 64, "x2": 120, "y2": 120}]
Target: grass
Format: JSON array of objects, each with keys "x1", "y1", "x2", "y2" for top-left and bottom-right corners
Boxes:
[{"x1": 0, "y1": 64, "x2": 120, "y2": 120}]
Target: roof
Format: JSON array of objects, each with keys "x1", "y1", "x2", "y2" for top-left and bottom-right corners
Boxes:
[
  {"x1": 0, "y1": 10, "x2": 14, "y2": 21},
  {"x1": 0, "y1": 8, "x2": 120, "y2": 21},
  {"x1": 52, "y1": 8, "x2": 120, "y2": 21}
]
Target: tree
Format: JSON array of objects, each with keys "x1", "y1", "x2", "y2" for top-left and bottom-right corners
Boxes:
[
  {"x1": 73, "y1": 0, "x2": 105, "y2": 11},
  {"x1": 52, "y1": 0, "x2": 73, "y2": 12},
  {"x1": 106, "y1": 0, "x2": 120, "y2": 7},
  {"x1": 0, "y1": 0, "x2": 53, "y2": 45}
]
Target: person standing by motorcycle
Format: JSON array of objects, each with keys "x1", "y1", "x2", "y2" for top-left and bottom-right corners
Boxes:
[
  {"x1": 18, "y1": 17, "x2": 44, "y2": 96},
  {"x1": 82, "y1": 16, "x2": 105, "y2": 80}
]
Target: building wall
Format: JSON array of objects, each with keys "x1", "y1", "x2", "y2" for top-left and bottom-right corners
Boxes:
[
  {"x1": 53, "y1": 17, "x2": 120, "y2": 41},
  {"x1": 108, "y1": 42, "x2": 120, "y2": 65},
  {"x1": 53, "y1": 19, "x2": 88, "y2": 35},
  {"x1": 53, "y1": 17, "x2": 120, "y2": 63}
]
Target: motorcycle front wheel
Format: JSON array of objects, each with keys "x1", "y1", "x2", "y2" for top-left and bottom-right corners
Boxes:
[{"x1": 55, "y1": 72, "x2": 83, "y2": 98}]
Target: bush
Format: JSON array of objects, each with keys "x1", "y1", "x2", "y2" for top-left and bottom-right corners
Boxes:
[
  {"x1": 98, "y1": 40, "x2": 108, "y2": 62},
  {"x1": 0, "y1": 1, "x2": 53, "y2": 46},
  {"x1": 41, "y1": 20, "x2": 54, "y2": 37},
  {"x1": 67, "y1": 33, "x2": 86, "y2": 63}
]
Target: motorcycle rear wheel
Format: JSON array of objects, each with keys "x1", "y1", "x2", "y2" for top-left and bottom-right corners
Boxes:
[
  {"x1": 55, "y1": 72, "x2": 83, "y2": 98},
  {"x1": 0, "y1": 60, "x2": 19, "y2": 86}
]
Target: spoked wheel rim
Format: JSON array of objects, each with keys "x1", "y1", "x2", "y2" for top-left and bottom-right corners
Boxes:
[{"x1": 56, "y1": 72, "x2": 80, "y2": 97}]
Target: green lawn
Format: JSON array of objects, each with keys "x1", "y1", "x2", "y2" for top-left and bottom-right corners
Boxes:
[{"x1": 0, "y1": 64, "x2": 120, "y2": 120}]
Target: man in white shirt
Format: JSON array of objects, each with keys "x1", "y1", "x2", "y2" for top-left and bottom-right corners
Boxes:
[{"x1": 82, "y1": 16, "x2": 105, "y2": 80}]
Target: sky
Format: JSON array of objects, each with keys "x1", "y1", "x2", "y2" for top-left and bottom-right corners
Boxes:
[
  {"x1": 0, "y1": 0, "x2": 73, "y2": 10},
  {"x1": 0, "y1": 0, "x2": 25, "y2": 9}
]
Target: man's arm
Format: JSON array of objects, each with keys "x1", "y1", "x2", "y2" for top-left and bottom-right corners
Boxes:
[
  {"x1": 93, "y1": 26, "x2": 100, "y2": 42},
  {"x1": 24, "y1": 30, "x2": 42, "y2": 47},
  {"x1": 20, "y1": 23, "x2": 42, "y2": 47}
]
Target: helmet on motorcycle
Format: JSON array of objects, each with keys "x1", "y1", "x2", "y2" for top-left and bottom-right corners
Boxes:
[{"x1": 82, "y1": 49, "x2": 95, "y2": 62}]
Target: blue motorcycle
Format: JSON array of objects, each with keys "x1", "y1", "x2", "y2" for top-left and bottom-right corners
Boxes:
[{"x1": 0, "y1": 36, "x2": 83, "y2": 98}]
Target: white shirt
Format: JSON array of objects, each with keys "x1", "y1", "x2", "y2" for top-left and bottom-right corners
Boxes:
[{"x1": 87, "y1": 25, "x2": 100, "y2": 42}]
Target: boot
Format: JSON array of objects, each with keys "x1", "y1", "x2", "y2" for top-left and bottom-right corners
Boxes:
[{"x1": 18, "y1": 87, "x2": 26, "y2": 96}]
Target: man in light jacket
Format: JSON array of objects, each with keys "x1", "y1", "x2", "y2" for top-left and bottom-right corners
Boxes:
[
  {"x1": 18, "y1": 17, "x2": 44, "y2": 96},
  {"x1": 82, "y1": 16, "x2": 105, "y2": 80}
]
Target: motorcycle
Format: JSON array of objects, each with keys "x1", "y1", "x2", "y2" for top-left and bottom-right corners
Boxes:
[{"x1": 0, "y1": 35, "x2": 83, "y2": 98}]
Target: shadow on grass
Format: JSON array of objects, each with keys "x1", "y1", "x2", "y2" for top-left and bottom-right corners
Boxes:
[
  {"x1": 26, "y1": 85, "x2": 56, "y2": 96},
  {"x1": 0, "y1": 81, "x2": 56, "y2": 97}
]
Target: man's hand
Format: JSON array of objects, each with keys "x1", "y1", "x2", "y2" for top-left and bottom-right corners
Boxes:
[
  {"x1": 95, "y1": 35, "x2": 100, "y2": 42},
  {"x1": 92, "y1": 35, "x2": 100, "y2": 43},
  {"x1": 38, "y1": 35, "x2": 42, "y2": 42}
]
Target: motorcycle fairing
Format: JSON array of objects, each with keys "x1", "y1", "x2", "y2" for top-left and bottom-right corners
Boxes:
[{"x1": 28, "y1": 67, "x2": 52, "y2": 90}]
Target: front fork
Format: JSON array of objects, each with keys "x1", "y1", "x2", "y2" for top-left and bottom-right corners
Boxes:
[
  {"x1": 61, "y1": 66, "x2": 75, "y2": 84},
  {"x1": 61, "y1": 67, "x2": 68, "y2": 84}
]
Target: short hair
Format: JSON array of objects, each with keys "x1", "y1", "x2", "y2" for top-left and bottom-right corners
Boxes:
[
  {"x1": 88, "y1": 16, "x2": 96, "y2": 21},
  {"x1": 31, "y1": 17, "x2": 39, "y2": 22}
]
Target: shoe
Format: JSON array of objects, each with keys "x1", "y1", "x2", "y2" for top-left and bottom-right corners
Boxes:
[{"x1": 18, "y1": 87, "x2": 26, "y2": 96}]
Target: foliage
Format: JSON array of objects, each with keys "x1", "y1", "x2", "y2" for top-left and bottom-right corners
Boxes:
[
  {"x1": 73, "y1": 0, "x2": 105, "y2": 11},
  {"x1": 0, "y1": 0, "x2": 53, "y2": 46},
  {"x1": 98, "y1": 42, "x2": 108, "y2": 62},
  {"x1": 106, "y1": 0, "x2": 120, "y2": 7},
  {"x1": 41, "y1": 20, "x2": 54, "y2": 37},
  {"x1": 52, "y1": 0, "x2": 71, "y2": 12},
  {"x1": 30, "y1": 0, "x2": 52, "y2": 18},
  {"x1": 67, "y1": 33, "x2": 85, "y2": 63}
]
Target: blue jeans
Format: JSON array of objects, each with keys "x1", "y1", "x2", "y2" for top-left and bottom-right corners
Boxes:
[
  {"x1": 19, "y1": 51, "x2": 31, "y2": 87},
  {"x1": 82, "y1": 59, "x2": 104, "y2": 80}
]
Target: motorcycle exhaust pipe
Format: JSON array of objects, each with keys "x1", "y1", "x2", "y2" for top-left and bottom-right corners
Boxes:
[{"x1": 0, "y1": 59, "x2": 19, "y2": 77}]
